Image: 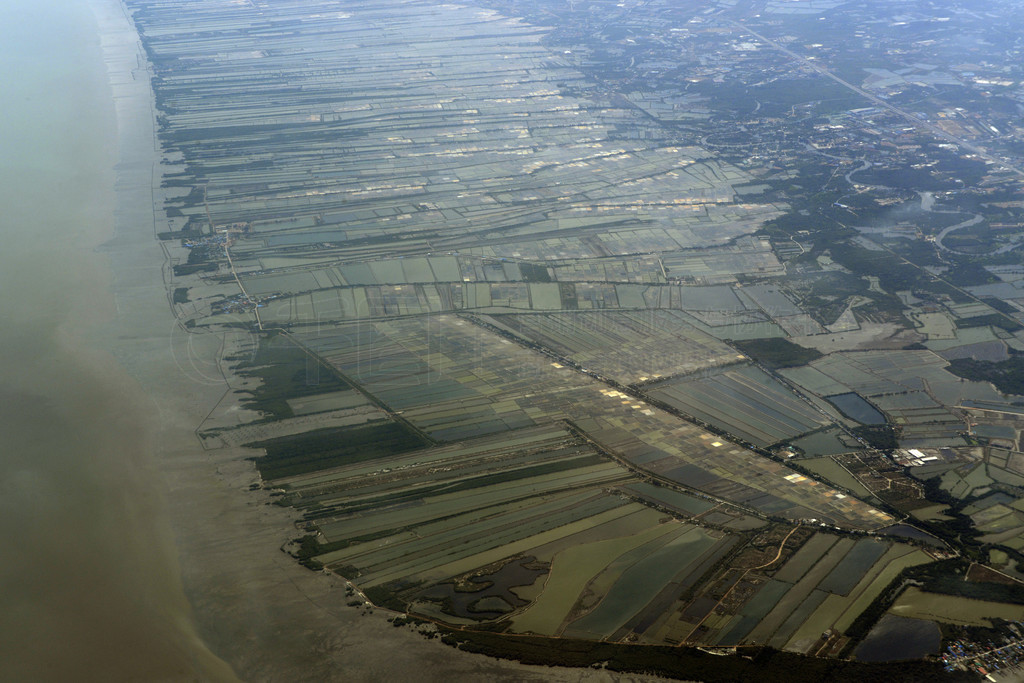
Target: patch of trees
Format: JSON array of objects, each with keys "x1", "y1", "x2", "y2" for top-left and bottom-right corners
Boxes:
[
  {"x1": 172, "y1": 262, "x2": 217, "y2": 276},
  {"x1": 910, "y1": 559, "x2": 1024, "y2": 604},
  {"x1": 248, "y1": 422, "x2": 430, "y2": 480},
  {"x1": 518, "y1": 262, "x2": 552, "y2": 282},
  {"x1": 944, "y1": 262, "x2": 997, "y2": 287},
  {"x1": 851, "y1": 425, "x2": 899, "y2": 451},
  {"x1": 437, "y1": 631, "x2": 972, "y2": 682},
  {"x1": 947, "y1": 357, "x2": 1024, "y2": 395},
  {"x1": 233, "y1": 335, "x2": 350, "y2": 418},
  {"x1": 955, "y1": 313, "x2": 1022, "y2": 332},
  {"x1": 732, "y1": 338, "x2": 823, "y2": 369}
]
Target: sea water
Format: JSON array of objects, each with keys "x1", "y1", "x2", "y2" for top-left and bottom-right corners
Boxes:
[{"x1": 0, "y1": 0, "x2": 235, "y2": 679}]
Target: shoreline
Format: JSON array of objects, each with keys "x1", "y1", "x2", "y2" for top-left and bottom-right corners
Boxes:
[
  {"x1": 89, "y1": 1, "x2": 664, "y2": 680},
  {"x1": 0, "y1": 0, "x2": 236, "y2": 678},
  {"x1": 83, "y1": 0, "x2": 681, "y2": 678},
  {"x1": 84, "y1": 0, "x2": 241, "y2": 679}
]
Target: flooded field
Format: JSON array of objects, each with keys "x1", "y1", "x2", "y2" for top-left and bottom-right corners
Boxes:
[{"x1": 853, "y1": 615, "x2": 941, "y2": 662}]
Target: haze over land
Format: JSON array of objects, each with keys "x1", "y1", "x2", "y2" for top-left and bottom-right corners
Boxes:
[{"x1": 14, "y1": 0, "x2": 1024, "y2": 680}]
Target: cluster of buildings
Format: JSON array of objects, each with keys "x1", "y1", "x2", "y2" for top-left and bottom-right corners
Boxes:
[{"x1": 942, "y1": 622, "x2": 1024, "y2": 679}]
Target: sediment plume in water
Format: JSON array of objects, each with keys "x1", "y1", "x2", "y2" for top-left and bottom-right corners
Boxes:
[{"x1": 0, "y1": 0, "x2": 236, "y2": 679}]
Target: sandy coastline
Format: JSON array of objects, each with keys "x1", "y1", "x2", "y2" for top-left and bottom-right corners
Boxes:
[{"x1": 86, "y1": 1, "x2": 672, "y2": 680}]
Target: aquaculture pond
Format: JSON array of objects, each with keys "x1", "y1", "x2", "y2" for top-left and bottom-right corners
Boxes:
[
  {"x1": 826, "y1": 392, "x2": 886, "y2": 425},
  {"x1": 853, "y1": 614, "x2": 940, "y2": 662}
]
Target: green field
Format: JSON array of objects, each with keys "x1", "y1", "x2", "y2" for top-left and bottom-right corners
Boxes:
[
  {"x1": 512, "y1": 517, "x2": 682, "y2": 635},
  {"x1": 563, "y1": 527, "x2": 722, "y2": 640},
  {"x1": 889, "y1": 587, "x2": 1024, "y2": 626},
  {"x1": 799, "y1": 457, "x2": 875, "y2": 500},
  {"x1": 784, "y1": 546, "x2": 932, "y2": 653},
  {"x1": 646, "y1": 364, "x2": 829, "y2": 447},
  {"x1": 773, "y1": 534, "x2": 840, "y2": 583}
]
